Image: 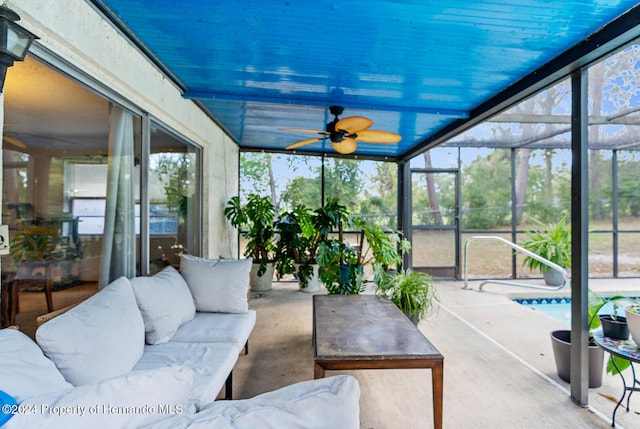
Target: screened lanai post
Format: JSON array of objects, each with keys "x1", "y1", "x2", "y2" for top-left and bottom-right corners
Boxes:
[
  {"x1": 570, "y1": 68, "x2": 589, "y2": 406},
  {"x1": 510, "y1": 148, "x2": 518, "y2": 277},
  {"x1": 612, "y1": 150, "x2": 619, "y2": 277},
  {"x1": 320, "y1": 152, "x2": 325, "y2": 205},
  {"x1": 397, "y1": 160, "x2": 411, "y2": 269},
  {"x1": 100, "y1": 105, "x2": 136, "y2": 287}
]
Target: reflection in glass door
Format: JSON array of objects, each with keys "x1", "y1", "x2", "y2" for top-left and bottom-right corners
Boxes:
[{"x1": 409, "y1": 168, "x2": 459, "y2": 278}]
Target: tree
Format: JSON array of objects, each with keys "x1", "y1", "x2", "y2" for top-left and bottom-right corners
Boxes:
[
  {"x1": 323, "y1": 158, "x2": 362, "y2": 211},
  {"x1": 618, "y1": 153, "x2": 640, "y2": 217},
  {"x1": 156, "y1": 153, "x2": 195, "y2": 217},
  {"x1": 461, "y1": 150, "x2": 511, "y2": 229},
  {"x1": 423, "y1": 152, "x2": 443, "y2": 225},
  {"x1": 283, "y1": 175, "x2": 321, "y2": 209},
  {"x1": 240, "y1": 153, "x2": 279, "y2": 211},
  {"x1": 361, "y1": 162, "x2": 397, "y2": 228}
]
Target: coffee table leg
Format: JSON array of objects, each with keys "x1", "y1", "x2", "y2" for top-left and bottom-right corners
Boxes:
[
  {"x1": 432, "y1": 361, "x2": 443, "y2": 429},
  {"x1": 314, "y1": 363, "x2": 325, "y2": 379}
]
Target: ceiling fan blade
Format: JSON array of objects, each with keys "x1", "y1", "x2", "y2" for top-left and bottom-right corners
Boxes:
[
  {"x1": 335, "y1": 116, "x2": 373, "y2": 134},
  {"x1": 286, "y1": 137, "x2": 324, "y2": 150},
  {"x1": 3, "y1": 135, "x2": 27, "y2": 148},
  {"x1": 331, "y1": 137, "x2": 358, "y2": 154},
  {"x1": 279, "y1": 128, "x2": 329, "y2": 135},
  {"x1": 355, "y1": 130, "x2": 402, "y2": 144}
]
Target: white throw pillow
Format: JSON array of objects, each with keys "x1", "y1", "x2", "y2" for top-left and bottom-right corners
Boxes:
[
  {"x1": 5, "y1": 366, "x2": 194, "y2": 429},
  {"x1": 131, "y1": 266, "x2": 196, "y2": 344},
  {"x1": 187, "y1": 375, "x2": 360, "y2": 429},
  {"x1": 0, "y1": 328, "x2": 72, "y2": 403},
  {"x1": 180, "y1": 255, "x2": 251, "y2": 313},
  {"x1": 35, "y1": 277, "x2": 145, "y2": 386}
]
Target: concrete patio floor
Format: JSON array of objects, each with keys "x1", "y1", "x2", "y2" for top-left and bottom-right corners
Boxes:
[
  {"x1": 233, "y1": 278, "x2": 640, "y2": 428},
  {"x1": 13, "y1": 276, "x2": 640, "y2": 427}
]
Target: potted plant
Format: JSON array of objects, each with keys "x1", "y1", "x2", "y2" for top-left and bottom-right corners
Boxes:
[
  {"x1": 273, "y1": 208, "x2": 302, "y2": 278},
  {"x1": 274, "y1": 205, "x2": 322, "y2": 292},
  {"x1": 521, "y1": 215, "x2": 571, "y2": 286},
  {"x1": 375, "y1": 268, "x2": 438, "y2": 325},
  {"x1": 317, "y1": 239, "x2": 364, "y2": 295},
  {"x1": 224, "y1": 194, "x2": 276, "y2": 291},
  {"x1": 10, "y1": 220, "x2": 82, "y2": 286},
  {"x1": 599, "y1": 301, "x2": 630, "y2": 341},
  {"x1": 317, "y1": 214, "x2": 409, "y2": 295},
  {"x1": 11, "y1": 224, "x2": 60, "y2": 264},
  {"x1": 550, "y1": 290, "x2": 634, "y2": 387},
  {"x1": 624, "y1": 304, "x2": 640, "y2": 346},
  {"x1": 275, "y1": 200, "x2": 349, "y2": 292}
]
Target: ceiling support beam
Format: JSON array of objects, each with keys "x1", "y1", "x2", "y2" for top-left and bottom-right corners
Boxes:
[
  {"x1": 184, "y1": 90, "x2": 469, "y2": 118},
  {"x1": 570, "y1": 68, "x2": 589, "y2": 407}
]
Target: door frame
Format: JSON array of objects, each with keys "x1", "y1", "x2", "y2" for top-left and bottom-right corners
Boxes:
[{"x1": 402, "y1": 166, "x2": 460, "y2": 279}]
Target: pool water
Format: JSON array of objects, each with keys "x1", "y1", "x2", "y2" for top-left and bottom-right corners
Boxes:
[{"x1": 514, "y1": 297, "x2": 623, "y2": 325}]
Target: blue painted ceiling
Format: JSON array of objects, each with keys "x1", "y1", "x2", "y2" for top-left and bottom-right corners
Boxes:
[{"x1": 92, "y1": 1, "x2": 640, "y2": 160}]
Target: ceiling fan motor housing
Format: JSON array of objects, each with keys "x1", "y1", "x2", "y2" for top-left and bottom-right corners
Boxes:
[
  {"x1": 326, "y1": 119, "x2": 347, "y2": 142},
  {"x1": 326, "y1": 106, "x2": 349, "y2": 142},
  {"x1": 329, "y1": 105, "x2": 344, "y2": 116}
]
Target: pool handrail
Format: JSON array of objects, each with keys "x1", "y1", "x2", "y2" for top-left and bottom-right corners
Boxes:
[{"x1": 464, "y1": 235, "x2": 570, "y2": 291}]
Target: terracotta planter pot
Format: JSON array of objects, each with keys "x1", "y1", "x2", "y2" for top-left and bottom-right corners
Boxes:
[{"x1": 550, "y1": 330, "x2": 604, "y2": 388}]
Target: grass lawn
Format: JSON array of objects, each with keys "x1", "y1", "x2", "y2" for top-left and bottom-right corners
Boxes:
[{"x1": 241, "y1": 217, "x2": 640, "y2": 280}]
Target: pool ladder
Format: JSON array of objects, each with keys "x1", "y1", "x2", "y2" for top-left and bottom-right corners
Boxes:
[{"x1": 463, "y1": 235, "x2": 570, "y2": 291}]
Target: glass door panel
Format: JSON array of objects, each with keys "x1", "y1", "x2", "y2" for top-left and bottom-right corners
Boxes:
[{"x1": 410, "y1": 169, "x2": 459, "y2": 278}]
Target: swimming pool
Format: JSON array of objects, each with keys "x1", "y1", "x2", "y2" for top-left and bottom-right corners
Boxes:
[{"x1": 514, "y1": 297, "x2": 622, "y2": 325}]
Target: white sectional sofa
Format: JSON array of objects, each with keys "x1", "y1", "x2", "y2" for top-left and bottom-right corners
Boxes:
[{"x1": 0, "y1": 256, "x2": 360, "y2": 428}]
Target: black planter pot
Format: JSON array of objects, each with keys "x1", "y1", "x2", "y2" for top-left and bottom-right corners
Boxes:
[
  {"x1": 599, "y1": 315, "x2": 629, "y2": 340},
  {"x1": 550, "y1": 330, "x2": 604, "y2": 388}
]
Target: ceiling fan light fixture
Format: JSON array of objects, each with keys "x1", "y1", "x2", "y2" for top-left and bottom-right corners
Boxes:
[{"x1": 332, "y1": 138, "x2": 357, "y2": 154}]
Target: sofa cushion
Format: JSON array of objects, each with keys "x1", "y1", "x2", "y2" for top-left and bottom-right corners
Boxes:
[
  {"x1": 131, "y1": 266, "x2": 196, "y2": 344},
  {"x1": 171, "y1": 310, "x2": 256, "y2": 348},
  {"x1": 5, "y1": 366, "x2": 194, "y2": 429},
  {"x1": 134, "y1": 341, "x2": 239, "y2": 410},
  {"x1": 180, "y1": 255, "x2": 251, "y2": 313},
  {"x1": 184, "y1": 375, "x2": 360, "y2": 429},
  {"x1": 0, "y1": 328, "x2": 72, "y2": 403},
  {"x1": 36, "y1": 276, "x2": 145, "y2": 385}
]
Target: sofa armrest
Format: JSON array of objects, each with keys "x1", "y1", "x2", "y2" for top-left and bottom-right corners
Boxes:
[{"x1": 36, "y1": 303, "x2": 79, "y2": 327}]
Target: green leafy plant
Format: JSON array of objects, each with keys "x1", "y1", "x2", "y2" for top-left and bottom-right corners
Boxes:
[
  {"x1": 375, "y1": 269, "x2": 438, "y2": 323},
  {"x1": 353, "y1": 217, "x2": 410, "y2": 270},
  {"x1": 11, "y1": 224, "x2": 60, "y2": 264},
  {"x1": 317, "y1": 239, "x2": 364, "y2": 294},
  {"x1": 317, "y1": 211, "x2": 409, "y2": 295},
  {"x1": 224, "y1": 194, "x2": 275, "y2": 276},
  {"x1": 521, "y1": 215, "x2": 572, "y2": 271},
  {"x1": 588, "y1": 289, "x2": 635, "y2": 375},
  {"x1": 273, "y1": 208, "x2": 303, "y2": 279},
  {"x1": 275, "y1": 199, "x2": 349, "y2": 289}
]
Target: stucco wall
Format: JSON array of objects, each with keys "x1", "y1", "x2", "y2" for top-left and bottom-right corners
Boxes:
[{"x1": 7, "y1": 0, "x2": 239, "y2": 258}]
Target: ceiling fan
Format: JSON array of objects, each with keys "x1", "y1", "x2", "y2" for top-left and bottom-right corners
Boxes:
[{"x1": 282, "y1": 106, "x2": 401, "y2": 155}]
